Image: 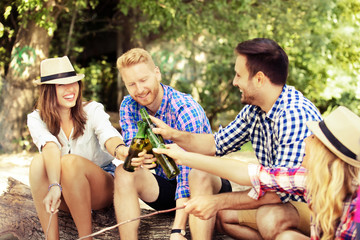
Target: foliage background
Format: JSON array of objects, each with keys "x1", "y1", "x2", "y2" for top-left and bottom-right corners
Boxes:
[{"x1": 0, "y1": 0, "x2": 359, "y2": 152}]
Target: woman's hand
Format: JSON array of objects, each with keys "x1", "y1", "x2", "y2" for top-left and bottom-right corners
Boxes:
[
  {"x1": 152, "y1": 144, "x2": 188, "y2": 165},
  {"x1": 43, "y1": 186, "x2": 62, "y2": 214},
  {"x1": 115, "y1": 144, "x2": 129, "y2": 161}
]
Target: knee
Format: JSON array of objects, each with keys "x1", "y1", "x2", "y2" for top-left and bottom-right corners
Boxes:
[
  {"x1": 215, "y1": 210, "x2": 228, "y2": 233},
  {"x1": 188, "y1": 169, "x2": 212, "y2": 190},
  {"x1": 275, "y1": 231, "x2": 299, "y2": 240},
  {"x1": 114, "y1": 165, "x2": 135, "y2": 191},
  {"x1": 29, "y1": 154, "x2": 45, "y2": 183},
  {"x1": 257, "y1": 205, "x2": 297, "y2": 240},
  {"x1": 60, "y1": 154, "x2": 81, "y2": 177}
]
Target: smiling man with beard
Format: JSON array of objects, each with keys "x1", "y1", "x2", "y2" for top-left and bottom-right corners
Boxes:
[
  {"x1": 113, "y1": 48, "x2": 216, "y2": 240},
  {"x1": 149, "y1": 38, "x2": 323, "y2": 240}
]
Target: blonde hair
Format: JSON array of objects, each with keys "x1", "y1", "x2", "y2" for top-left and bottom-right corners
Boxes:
[
  {"x1": 116, "y1": 48, "x2": 155, "y2": 72},
  {"x1": 306, "y1": 137, "x2": 358, "y2": 240}
]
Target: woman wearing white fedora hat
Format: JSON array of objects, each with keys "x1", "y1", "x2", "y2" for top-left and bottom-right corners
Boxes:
[
  {"x1": 28, "y1": 56, "x2": 127, "y2": 239},
  {"x1": 154, "y1": 105, "x2": 360, "y2": 239}
]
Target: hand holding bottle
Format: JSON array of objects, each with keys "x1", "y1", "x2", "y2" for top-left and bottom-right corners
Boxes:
[
  {"x1": 140, "y1": 108, "x2": 180, "y2": 179},
  {"x1": 123, "y1": 121, "x2": 148, "y2": 172},
  {"x1": 152, "y1": 143, "x2": 188, "y2": 166},
  {"x1": 149, "y1": 115, "x2": 178, "y2": 141},
  {"x1": 125, "y1": 149, "x2": 156, "y2": 170}
]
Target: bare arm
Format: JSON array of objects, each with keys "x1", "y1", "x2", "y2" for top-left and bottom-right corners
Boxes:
[
  {"x1": 105, "y1": 136, "x2": 128, "y2": 161},
  {"x1": 186, "y1": 190, "x2": 281, "y2": 220},
  {"x1": 42, "y1": 142, "x2": 61, "y2": 185},
  {"x1": 150, "y1": 116, "x2": 216, "y2": 155},
  {"x1": 41, "y1": 142, "x2": 62, "y2": 213},
  {"x1": 153, "y1": 144, "x2": 252, "y2": 186}
]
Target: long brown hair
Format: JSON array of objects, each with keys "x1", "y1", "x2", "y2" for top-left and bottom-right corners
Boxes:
[{"x1": 36, "y1": 81, "x2": 87, "y2": 139}]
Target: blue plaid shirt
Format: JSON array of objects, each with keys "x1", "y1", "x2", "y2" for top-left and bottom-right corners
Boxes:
[
  {"x1": 120, "y1": 84, "x2": 212, "y2": 200},
  {"x1": 214, "y1": 85, "x2": 322, "y2": 202}
]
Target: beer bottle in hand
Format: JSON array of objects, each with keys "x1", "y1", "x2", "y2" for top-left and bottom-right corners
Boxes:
[
  {"x1": 146, "y1": 127, "x2": 180, "y2": 179},
  {"x1": 140, "y1": 108, "x2": 165, "y2": 143},
  {"x1": 123, "y1": 121, "x2": 147, "y2": 172}
]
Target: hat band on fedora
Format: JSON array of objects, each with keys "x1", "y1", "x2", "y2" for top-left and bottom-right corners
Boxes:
[
  {"x1": 319, "y1": 121, "x2": 357, "y2": 160},
  {"x1": 41, "y1": 71, "x2": 76, "y2": 83}
]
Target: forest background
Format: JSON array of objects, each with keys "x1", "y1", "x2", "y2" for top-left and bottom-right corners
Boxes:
[{"x1": 0, "y1": 0, "x2": 359, "y2": 153}]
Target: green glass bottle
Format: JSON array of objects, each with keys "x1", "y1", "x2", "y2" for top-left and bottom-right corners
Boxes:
[
  {"x1": 140, "y1": 108, "x2": 165, "y2": 143},
  {"x1": 146, "y1": 127, "x2": 180, "y2": 179},
  {"x1": 123, "y1": 121, "x2": 147, "y2": 172},
  {"x1": 143, "y1": 133, "x2": 158, "y2": 169}
]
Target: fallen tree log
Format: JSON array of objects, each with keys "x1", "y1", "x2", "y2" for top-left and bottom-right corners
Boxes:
[{"x1": 0, "y1": 177, "x2": 232, "y2": 239}]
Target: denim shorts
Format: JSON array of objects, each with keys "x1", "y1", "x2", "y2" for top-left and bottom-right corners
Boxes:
[{"x1": 101, "y1": 162, "x2": 116, "y2": 177}]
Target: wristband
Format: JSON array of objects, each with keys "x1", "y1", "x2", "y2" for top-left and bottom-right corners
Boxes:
[
  {"x1": 171, "y1": 229, "x2": 186, "y2": 236},
  {"x1": 48, "y1": 183, "x2": 62, "y2": 192},
  {"x1": 114, "y1": 143, "x2": 126, "y2": 157}
]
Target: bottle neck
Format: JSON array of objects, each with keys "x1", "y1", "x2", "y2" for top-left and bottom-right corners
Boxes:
[
  {"x1": 146, "y1": 128, "x2": 162, "y2": 147},
  {"x1": 135, "y1": 121, "x2": 147, "y2": 138}
]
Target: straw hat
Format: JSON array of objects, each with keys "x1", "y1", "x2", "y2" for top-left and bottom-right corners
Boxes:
[
  {"x1": 307, "y1": 106, "x2": 360, "y2": 167},
  {"x1": 35, "y1": 56, "x2": 84, "y2": 85}
]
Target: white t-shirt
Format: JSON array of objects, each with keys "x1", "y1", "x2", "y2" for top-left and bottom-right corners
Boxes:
[{"x1": 27, "y1": 101, "x2": 122, "y2": 167}]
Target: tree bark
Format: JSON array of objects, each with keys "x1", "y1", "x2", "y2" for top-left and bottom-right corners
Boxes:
[
  {"x1": 0, "y1": 177, "x2": 232, "y2": 239},
  {"x1": 0, "y1": 0, "x2": 60, "y2": 153}
]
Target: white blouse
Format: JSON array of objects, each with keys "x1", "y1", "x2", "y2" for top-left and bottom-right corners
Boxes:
[{"x1": 27, "y1": 101, "x2": 122, "y2": 167}]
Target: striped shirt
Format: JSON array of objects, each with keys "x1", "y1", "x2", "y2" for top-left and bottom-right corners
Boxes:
[
  {"x1": 214, "y1": 85, "x2": 322, "y2": 202},
  {"x1": 120, "y1": 84, "x2": 212, "y2": 200},
  {"x1": 248, "y1": 164, "x2": 358, "y2": 239}
]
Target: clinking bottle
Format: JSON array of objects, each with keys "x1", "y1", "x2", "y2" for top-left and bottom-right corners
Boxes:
[
  {"x1": 123, "y1": 121, "x2": 147, "y2": 172},
  {"x1": 140, "y1": 108, "x2": 165, "y2": 143},
  {"x1": 140, "y1": 108, "x2": 180, "y2": 179}
]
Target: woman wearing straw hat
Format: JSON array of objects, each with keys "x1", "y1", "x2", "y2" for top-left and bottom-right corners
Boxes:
[
  {"x1": 154, "y1": 106, "x2": 360, "y2": 239},
  {"x1": 27, "y1": 56, "x2": 127, "y2": 239}
]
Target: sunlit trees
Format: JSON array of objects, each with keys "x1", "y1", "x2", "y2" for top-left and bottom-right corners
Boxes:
[{"x1": 1, "y1": 0, "x2": 359, "y2": 152}]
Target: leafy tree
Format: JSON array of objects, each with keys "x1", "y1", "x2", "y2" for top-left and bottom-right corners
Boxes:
[
  {"x1": 1, "y1": 0, "x2": 359, "y2": 152},
  {"x1": 0, "y1": 0, "x2": 64, "y2": 152}
]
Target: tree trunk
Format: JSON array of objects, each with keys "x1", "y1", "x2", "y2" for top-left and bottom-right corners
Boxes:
[
  {"x1": 0, "y1": 177, "x2": 232, "y2": 239},
  {"x1": 0, "y1": 0, "x2": 59, "y2": 153}
]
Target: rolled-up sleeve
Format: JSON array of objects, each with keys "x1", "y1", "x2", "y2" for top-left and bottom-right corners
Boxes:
[
  {"x1": 27, "y1": 111, "x2": 61, "y2": 152},
  {"x1": 247, "y1": 164, "x2": 307, "y2": 201},
  {"x1": 89, "y1": 103, "x2": 122, "y2": 152}
]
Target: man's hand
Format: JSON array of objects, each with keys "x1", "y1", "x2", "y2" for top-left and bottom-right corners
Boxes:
[
  {"x1": 131, "y1": 150, "x2": 157, "y2": 170},
  {"x1": 149, "y1": 116, "x2": 177, "y2": 141},
  {"x1": 184, "y1": 195, "x2": 220, "y2": 220}
]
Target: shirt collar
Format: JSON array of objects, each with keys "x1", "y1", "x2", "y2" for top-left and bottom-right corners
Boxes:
[{"x1": 266, "y1": 84, "x2": 287, "y2": 120}]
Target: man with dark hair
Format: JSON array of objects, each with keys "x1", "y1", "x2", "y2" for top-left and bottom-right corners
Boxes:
[{"x1": 150, "y1": 38, "x2": 322, "y2": 239}]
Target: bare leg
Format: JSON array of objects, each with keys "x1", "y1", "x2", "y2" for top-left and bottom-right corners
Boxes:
[
  {"x1": 216, "y1": 209, "x2": 262, "y2": 240},
  {"x1": 60, "y1": 154, "x2": 114, "y2": 240},
  {"x1": 188, "y1": 169, "x2": 223, "y2": 240},
  {"x1": 113, "y1": 165, "x2": 159, "y2": 240},
  {"x1": 257, "y1": 203, "x2": 300, "y2": 240},
  {"x1": 276, "y1": 230, "x2": 310, "y2": 240},
  {"x1": 29, "y1": 154, "x2": 60, "y2": 240}
]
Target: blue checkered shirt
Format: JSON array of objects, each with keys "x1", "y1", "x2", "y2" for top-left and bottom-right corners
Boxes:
[
  {"x1": 214, "y1": 85, "x2": 322, "y2": 202},
  {"x1": 120, "y1": 84, "x2": 212, "y2": 200}
]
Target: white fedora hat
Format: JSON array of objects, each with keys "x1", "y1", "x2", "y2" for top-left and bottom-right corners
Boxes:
[
  {"x1": 307, "y1": 106, "x2": 360, "y2": 168},
  {"x1": 35, "y1": 56, "x2": 84, "y2": 85}
]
